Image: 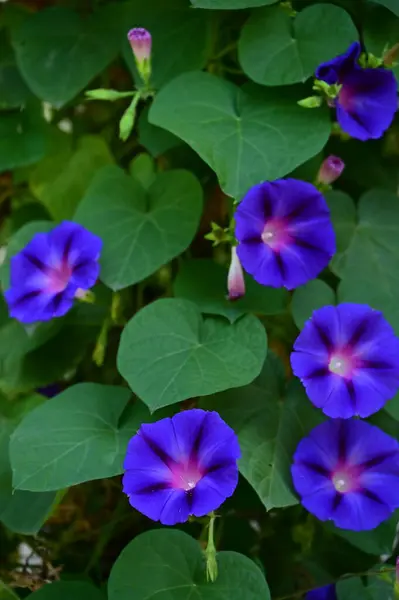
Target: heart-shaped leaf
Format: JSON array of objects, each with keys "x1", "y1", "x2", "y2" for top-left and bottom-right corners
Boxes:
[
  {"x1": 149, "y1": 72, "x2": 331, "y2": 199},
  {"x1": 174, "y1": 259, "x2": 289, "y2": 322},
  {"x1": 75, "y1": 166, "x2": 203, "y2": 291},
  {"x1": 190, "y1": 0, "x2": 276, "y2": 8},
  {"x1": 108, "y1": 529, "x2": 271, "y2": 600},
  {"x1": 12, "y1": 5, "x2": 124, "y2": 106},
  {"x1": 117, "y1": 298, "x2": 267, "y2": 411},
  {"x1": 201, "y1": 358, "x2": 323, "y2": 509},
  {"x1": 10, "y1": 383, "x2": 150, "y2": 491},
  {"x1": 239, "y1": 4, "x2": 357, "y2": 86},
  {"x1": 336, "y1": 190, "x2": 399, "y2": 334}
]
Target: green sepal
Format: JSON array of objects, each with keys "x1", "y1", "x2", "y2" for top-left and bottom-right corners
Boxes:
[
  {"x1": 204, "y1": 222, "x2": 234, "y2": 246},
  {"x1": 313, "y1": 79, "x2": 341, "y2": 99},
  {"x1": 359, "y1": 52, "x2": 383, "y2": 69}
]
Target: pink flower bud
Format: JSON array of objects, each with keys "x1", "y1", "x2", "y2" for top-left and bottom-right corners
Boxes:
[
  {"x1": 396, "y1": 556, "x2": 399, "y2": 583},
  {"x1": 227, "y1": 246, "x2": 245, "y2": 301},
  {"x1": 128, "y1": 28, "x2": 152, "y2": 64},
  {"x1": 317, "y1": 155, "x2": 345, "y2": 185}
]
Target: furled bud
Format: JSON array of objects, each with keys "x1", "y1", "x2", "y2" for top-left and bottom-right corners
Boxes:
[
  {"x1": 128, "y1": 28, "x2": 152, "y2": 84},
  {"x1": 227, "y1": 246, "x2": 245, "y2": 301},
  {"x1": 317, "y1": 155, "x2": 345, "y2": 185}
]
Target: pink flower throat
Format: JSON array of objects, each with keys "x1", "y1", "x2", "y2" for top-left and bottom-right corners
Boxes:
[
  {"x1": 328, "y1": 348, "x2": 357, "y2": 379},
  {"x1": 171, "y1": 461, "x2": 203, "y2": 492},
  {"x1": 261, "y1": 218, "x2": 291, "y2": 251},
  {"x1": 332, "y1": 466, "x2": 359, "y2": 494},
  {"x1": 47, "y1": 261, "x2": 73, "y2": 293}
]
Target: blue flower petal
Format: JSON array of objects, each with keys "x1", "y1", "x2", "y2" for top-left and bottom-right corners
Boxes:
[{"x1": 337, "y1": 66, "x2": 397, "y2": 140}]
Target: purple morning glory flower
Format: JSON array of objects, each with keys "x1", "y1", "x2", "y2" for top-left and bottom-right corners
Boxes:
[
  {"x1": 291, "y1": 304, "x2": 399, "y2": 419},
  {"x1": 292, "y1": 419, "x2": 399, "y2": 531},
  {"x1": 122, "y1": 409, "x2": 240, "y2": 525},
  {"x1": 5, "y1": 221, "x2": 102, "y2": 324},
  {"x1": 234, "y1": 179, "x2": 336, "y2": 290},
  {"x1": 316, "y1": 41, "x2": 397, "y2": 141},
  {"x1": 306, "y1": 585, "x2": 336, "y2": 600}
]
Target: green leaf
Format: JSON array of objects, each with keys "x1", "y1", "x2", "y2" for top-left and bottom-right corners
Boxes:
[
  {"x1": 174, "y1": 259, "x2": 288, "y2": 322},
  {"x1": 364, "y1": 5, "x2": 399, "y2": 81},
  {"x1": 326, "y1": 511, "x2": 399, "y2": 556},
  {"x1": 0, "y1": 104, "x2": 46, "y2": 171},
  {"x1": 0, "y1": 581, "x2": 19, "y2": 600},
  {"x1": 10, "y1": 383, "x2": 150, "y2": 492},
  {"x1": 75, "y1": 166, "x2": 203, "y2": 291},
  {"x1": 12, "y1": 5, "x2": 124, "y2": 106},
  {"x1": 291, "y1": 280, "x2": 335, "y2": 329},
  {"x1": 149, "y1": 72, "x2": 331, "y2": 199},
  {"x1": 190, "y1": 0, "x2": 276, "y2": 8},
  {"x1": 336, "y1": 189, "x2": 399, "y2": 334},
  {"x1": 122, "y1": 0, "x2": 211, "y2": 89},
  {"x1": 238, "y1": 4, "x2": 357, "y2": 86},
  {"x1": 30, "y1": 134, "x2": 114, "y2": 221},
  {"x1": 117, "y1": 298, "x2": 267, "y2": 411},
  {"x1": 325, "y1": 190, "x2": 357, "y2": 256},
  {"x1": 371, "y1": 0, "x2": 399, "y2": 16},
  {"x1": 337, "y1": 574, "x2": 395, "y2": 600},
  {"x1": 0, "y1": 397, "x2": 57, "y2": 534},
  {"x1": 129, "y1": 153, "x2": 156, "y2": 190},
  {"x1": 28, "y1": 581, "x2": 105, "y2": 600},
  {"x1": 108, "y1": 529, "x2": 271, "y2": 600},
  {"x1": 0, "y1": 32, "x2": 31, "y2": 109},
  {"x1": 201, "y1": 358, "x2": 323, "y2": 509},
  {"x1": 138, "y1": 106, "x2": 181, "y2": 157}
]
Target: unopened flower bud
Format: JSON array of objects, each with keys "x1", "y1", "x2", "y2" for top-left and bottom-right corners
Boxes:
[
  {"x1": 297, "y1": 95, "x2": 323, "y2": 108},
  {"x1": 317, "y1": 155, "x2": 345, "y2": 185},
  {"x1": 128, "y1": 28, "x2": 152, "y2": 84},
  {"x1": 227, "y1": 246, "x2": 245, "y2": 301}
]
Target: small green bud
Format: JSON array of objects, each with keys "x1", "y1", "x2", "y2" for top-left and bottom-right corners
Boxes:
[
  {"x1": 297, "y1": 95, "x2": 323, "y2": 108},
  {"x1": 119, "y1": 93, "x2": 141, "y2": 142},
  {"x1": 92, "y1": 319, "x2": 110, "y2": 367},
  {"x1": 85, "y1": 89, "x2": 136, "y2": 102},
  {"x1": 205, "y1": 513, "x2": 218, "y2": 583}
]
